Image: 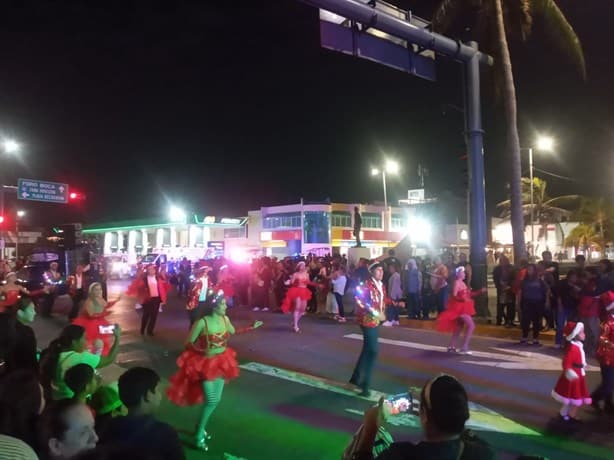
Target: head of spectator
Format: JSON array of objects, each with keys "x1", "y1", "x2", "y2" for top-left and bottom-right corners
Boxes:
[
  {"x1": 388, "y1": 264, "x2": 397, "y2": 275},
  {"x1": 525, "y1": 264, "x2": 539, "y2": 281},
  {"x1": 118, "y1": 368, "x2": 161, "y2": 416},
  {"x1": 0, "y1": 369, "x2": 45, "y2": 446},
  {"x1": 598, "y1": 259, "x2": 612, "y2": 275},
  {"x1": 65, "y1": 365, "x2": 100, "y2": 404},
  {"x1": 407, "y1": 259, "x2": 417, "y2": 271},
  {"x1": 16, "y1": 297, "x2": 37, "y2": 326},
  {"x1": 38, "y1": 399, "x2": 97, "y2": 459},
  {"x1": 458, "y1": 253, "x2": 468, "y2": 264},
  {"x1": 419, "y1": 374, "x2": 469, "y2": 440},
  {"x1": 498, "y1": 254, "x2": 510, "y2": 267},
  {"x1": 541, "y1": 251, "x2": 553, "y2": 263},
  {"x1": 40, "y1": 326, "x2": 87, "y2": 397},
  {"x1": 575, "y1": 254, "x2": 586, "y2": 269},
  {"x1": 566, "y1": 269, "x2": 578, "y2": 285}
]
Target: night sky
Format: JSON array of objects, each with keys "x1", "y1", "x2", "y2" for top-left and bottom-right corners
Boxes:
[{"x1": 0, "y1": 0, "x2": 612, "y2": 227}]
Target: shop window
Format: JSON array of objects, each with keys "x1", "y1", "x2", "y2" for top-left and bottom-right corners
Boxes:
[
  {"x1": 362, "y1": 212, "x2": 382, "y2": 229},
  {"x1": 263, "y1": 212, "x2": 301, "y2": 229},
  {"x1": 303, "y1": 211, "x2": 330, "y2": 244},
  {"x1": 331, "y1": 211, "x2": 352, "y2": 228}
]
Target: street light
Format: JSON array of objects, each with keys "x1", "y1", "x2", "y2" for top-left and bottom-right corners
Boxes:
[
  {"x1": 526, "y1": 135, "x2": 555, "y2": 255},
  {"x1": 371, "y1": 159, "x2": 400, "y2": 212},
  {"x1": 168, "y1": 205, "x2": 187, "y2": 223},
  {"x1": 1, "y1": 138, "x2": 21, "y2": 154}
]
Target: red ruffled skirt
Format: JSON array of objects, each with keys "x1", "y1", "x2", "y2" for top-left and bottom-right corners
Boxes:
[
  {"x1": 166, "y1": 347, "x2": 240, "y2": 406},
  {"x1": 72, "y1": 314, "x2": 113, "y2": 356},
  {"x1": 281, "y1": 286, "x2": 312, "y2": 313},
  {"x1": 436, "y1": 298, "x2": 476, "y2": 332},
  {"x1": 552, "y1": 374, "x2": 592, "y2": 406}
]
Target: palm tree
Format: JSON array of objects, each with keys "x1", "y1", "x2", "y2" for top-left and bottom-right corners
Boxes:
[
  {"x1": 574, "y1": 197, "x2": 614, "y2": 241},
  {"x1": 432, "y1": 1, "x2": 585, "y2": 263},
  {"x1": 565, "y1": 224, "x2": 602, "y2": 262},
  {"x1": 497, "y1": 176, "x2": 579, "y2": 253}
]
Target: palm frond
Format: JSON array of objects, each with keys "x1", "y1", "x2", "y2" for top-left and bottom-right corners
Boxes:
[
  {"x1": 432, "y1": 0, "x2": 466, "y2": 33},
  {"x1": 532, "y1": 0, "x2": 587, "y2": 79},
  {"x1": 504, "y1": 0, "x2": 533, "y2": 41},
  {"x1": 543, "y1": 194, "x2": 580, "y2": 206}
]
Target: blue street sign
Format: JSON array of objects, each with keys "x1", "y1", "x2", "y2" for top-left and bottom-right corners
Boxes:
[{"x1": 17, "y1": 178, "x2": 69, "y2": 204}]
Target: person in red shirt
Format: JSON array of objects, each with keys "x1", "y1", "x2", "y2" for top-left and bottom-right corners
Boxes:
[{"x1": 592, "y1": 292, "x2": 614, "y2": 413}]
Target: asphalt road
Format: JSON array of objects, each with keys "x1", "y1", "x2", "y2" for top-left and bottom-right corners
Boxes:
[{"x1": 31, "y1": 280, "x2": 614, "y2": 460}]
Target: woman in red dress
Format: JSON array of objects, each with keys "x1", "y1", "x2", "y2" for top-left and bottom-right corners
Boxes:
[
  {"x1": 436, "y1": 266, "x2": 485, "y2": 355},
  {"x1": 72, "y1": 283, "x2": 116, "y2": 356},
  {"x1": 280, "y1": 261, "x2": 313, "y2": 332},
  {"x1": 552, "y1": 321, "x2": 592, "y2": 421},
  {"x1": 0, "y1": 272, "x2": 48, "y2": 313},
  {"x1": 216, "y1": 265, "x2": 236, "y2": 307},
  {"x1": 166, "y1": 293, "x2": 262, "y2": 451}
]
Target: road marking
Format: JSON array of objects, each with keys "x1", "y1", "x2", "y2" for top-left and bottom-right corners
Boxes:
[
  {"x1": 343, "y1": 334, "x2": 598, "y2": 372},
  {"x1": 240, "y1": 362, "x2": 539, "y2": 436}
]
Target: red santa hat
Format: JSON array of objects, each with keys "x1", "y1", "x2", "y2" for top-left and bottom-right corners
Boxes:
[
  {"x1": 563, "y1": 321, "x2": 584, "y2": 341},
  {"x1": 601, "y1": 290, "x2": 614, "y2": 312}
]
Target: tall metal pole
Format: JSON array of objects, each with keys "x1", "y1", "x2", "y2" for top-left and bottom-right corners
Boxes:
[
  {"x1": 15, "y1": 218, "x2": 19, "y2": 260},
  {"x1": 466, "y1": 41, "x2": 488, "y2": 316},
  {"x1": 382, "y1": 170, "x2": 388, "y2": 229},
  {"x1": 529, "y1": 147, "x2": 534, "y2": 256}
]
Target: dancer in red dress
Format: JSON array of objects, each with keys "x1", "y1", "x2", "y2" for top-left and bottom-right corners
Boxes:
[
  {"x1": 436, "y1": 266, "x2": 485, "y2": 355},
  {"x1": 551, "y1": 321, "x2": 592, "y2": 421},
  {"x1": 72, "y1": 283, "x2": 117, "y2": 356},
  {"x1": 0, "y1": 272, "x2": 48, "y2": 313},
  {"x1": 216, "y1": 265, "x2": 236, "y2": 307},
  {"x1": 280, "y1": 261, "x2": 313, "y2": 332},
  {"x1": 166, "y1": 292, "x2": 262, "y2": 451}
]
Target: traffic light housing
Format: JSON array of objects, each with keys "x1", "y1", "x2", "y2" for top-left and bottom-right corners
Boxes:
[
  {"x1": 57, "y1": 223, "x2": 83, "y2": 249},
  {"x1": 69, "y1": 191, "x2": 86, "y2": 202}
]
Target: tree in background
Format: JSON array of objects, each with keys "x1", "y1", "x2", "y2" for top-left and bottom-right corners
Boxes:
[{"x1": 432, "y1": 0, "x2": 585, "y2": 263}]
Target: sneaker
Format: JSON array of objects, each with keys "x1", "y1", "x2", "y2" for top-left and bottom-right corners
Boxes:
[
  {"x1": 447, "y1": 347, "x2": 457, "y2": 353},
  {"x1": 458, "y1": 350, "x2": 473, "y2": 355},
  {"x1": 531, "y1": 341, "x2": 542, "y2": 346},
  {"x1": 392, "y1": 320, "x2": 400, "y2": 326},
  {"x1": 252, "y1": 307, "x2": 260, "y2": 311},
  {"x1": 262, "y1": 307, "x2": 269, "y2": 311},
  {"x1": 382, "y1": 321, "x2": 393, "y2": 327},
  {"x1": 159, "y1": 303, "x2": 164, "y2": 313},
  {"x1": 337, "y1": 317, "x2": 347, "y2": 323}
]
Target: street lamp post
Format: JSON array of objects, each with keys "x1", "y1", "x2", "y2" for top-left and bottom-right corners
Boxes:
[
  {"x1": 0, "y1": 138, "x2": 21, "y2": 259},
  {"x1": 525, "y1": 136, "x2": 554, "y2": 256},
  {"x1": 371, "y1": 160, "x2": 399, "y2": 230}
]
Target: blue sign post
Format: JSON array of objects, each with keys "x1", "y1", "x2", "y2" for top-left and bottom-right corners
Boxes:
[{"x1": 17, "y1": 178, "x2": 69, "y2": 204}]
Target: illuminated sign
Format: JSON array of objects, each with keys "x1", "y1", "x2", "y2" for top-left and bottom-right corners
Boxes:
[
  {"x1": 221, "y1": 218, "x2": 242, "y2": 225},
  {"x1": 204, "y1": 216, "x2": 215, "y2": 224},
  {"x1": 193, "y1": 215, "x2": 246, "y2": 226}
]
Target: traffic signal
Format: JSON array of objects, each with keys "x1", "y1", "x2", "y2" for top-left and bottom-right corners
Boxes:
[
  {"x1": 69, "y1": 191, "x2": 86, "y2": 202},
  {"x1": 58, "y1": 223, "x2": 83, "y2": 249}
]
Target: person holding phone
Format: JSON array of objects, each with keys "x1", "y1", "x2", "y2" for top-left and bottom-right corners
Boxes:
[
  {"x1": 72, "y1": 283, "x2": 117, "y2": 356},
  {"x1": 166, "y1": 292, "x2": 263, "y2": 451}
]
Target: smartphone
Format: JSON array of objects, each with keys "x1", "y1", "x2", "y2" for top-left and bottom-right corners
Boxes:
[
  {"x1": 384, "y1": 392, "x2": 413, "y2": 415},
  {"x1": 98, "y1": 324, "x2": 116, "y2": 335}
]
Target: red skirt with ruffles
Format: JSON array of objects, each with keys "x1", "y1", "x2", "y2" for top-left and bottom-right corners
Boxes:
[
  {"x1": 436, "y1": 297, "x2": 476, "y2": 332},
  {"x1": 72, "y1": 314, "x2": 113, "y2": 356},
  {"x1": 166, "y1": 347, "x2": 240, "y2": 406},
  {"x1": 280, "y1": 286, "x2": 312, "y2": 313}
]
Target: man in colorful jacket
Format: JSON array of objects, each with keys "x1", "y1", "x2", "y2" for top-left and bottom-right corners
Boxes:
[
  {"x1": 350, "y1": 262, "x2": 403, "y2": 397},
  {"x1": 187, "y1": 264, "x2": 214, "y2": 326},
  {"x1": 592, "y1": 291, "x2": 614, "y2": 413}
]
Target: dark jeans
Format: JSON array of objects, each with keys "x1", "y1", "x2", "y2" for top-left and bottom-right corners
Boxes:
[
  {"x1": 406, "y1": 292, "x2": 422, "y2": 319},
  {"x1": 41, "y1": 293, "x2": 57, "y2": 317},
  {"x1": 68, "y1": 289, "x2": 85, "y2": 320},
  {"x1": 521, "y1": 300, "x2": 545, "y2": 340},
  {"x1": 189, "y1": 301, "x2": 208, "y2": 327},
  {"x1": 436, "y1": 288, "x2": 448, "y2": 314},
  {"x1": 334, "y1": 293, "x2": 345, "y2": 318},
  {"x1": 252, "y1": 286, "x2": 269, "y2": 308},
  {"x1": 555, "y1": 307, "x2": 574, "y2": 345},
  {"x1": 141, "y1": 296, "x2": 161, "y2": 335},
  {"x1": 591, "y1": 364, "x2": 614, "y2": 408},
  {"x1": 385, "y1": 305, "x2": 399, "y2": 322},
  {"x1": 496, "y1": 302, "x2": 515, "y2": 326},
  {"x1": 350, "y1": 326, "x2": 379, "y2": 391}
]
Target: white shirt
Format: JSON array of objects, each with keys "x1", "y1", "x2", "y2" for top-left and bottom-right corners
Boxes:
[
  {"x1": 332, "y1": 275, "x2": 347, "y2": 295},
  {"x1": 76, "y1": 273, "x2": 83, "y2": 289},
  {"x1": 198, "y1": 276, "x2": 209, "y2": 302},
  {"x1": 147, "y1": 275, "x2": 159, "y2": 297},
  {"x1": 372, "y1": 277, "x2": 384, "y2": 310}
]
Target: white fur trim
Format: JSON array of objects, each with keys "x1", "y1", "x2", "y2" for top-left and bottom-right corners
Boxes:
[
  {"x1": 571, "y1": 340, "x2": 587, "y2": 376},
  {"x1": 551, "y1": 390, "x2": 591, "y2": 407},
  {"x1": 566, "y1": 322, "x2": 584, "y2": 341},
  {"x1": 565, "y1": 369, "x2": 578, "y2": 381}
]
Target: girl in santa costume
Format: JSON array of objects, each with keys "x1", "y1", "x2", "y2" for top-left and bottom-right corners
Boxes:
[
  {"x1": 280, "y1": 261, "x2": 314, "y2": 333},
  {"x1": 551, "y1": 321, "x2": 592, "y2": 421}
]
